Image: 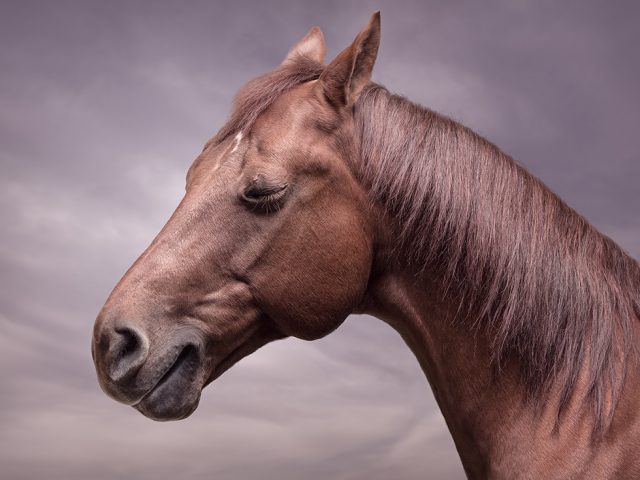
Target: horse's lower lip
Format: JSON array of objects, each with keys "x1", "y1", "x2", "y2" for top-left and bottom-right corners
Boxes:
[{"x1": 134, "y1": 344, "x2": 202, "y2": 421}]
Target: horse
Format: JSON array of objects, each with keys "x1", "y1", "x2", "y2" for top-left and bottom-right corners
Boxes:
[{"x1": 91, "y1": 12, "x2": 640, "y2": 479}]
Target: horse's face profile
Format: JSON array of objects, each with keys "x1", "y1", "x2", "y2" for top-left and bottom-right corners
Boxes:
[{"x1": 92, "y1": 17, "x2": 380, "y2": 421}]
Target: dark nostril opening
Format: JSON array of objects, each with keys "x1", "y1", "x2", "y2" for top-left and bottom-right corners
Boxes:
[
  {"x1": 117, "y1": 328, "x2": 140, "y2": 359},
  {"x1": 106, "y1": 325, "x2": 149, "y2": 382}
]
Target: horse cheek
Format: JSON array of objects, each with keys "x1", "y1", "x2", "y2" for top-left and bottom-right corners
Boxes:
[{"x1": 251, "y1": 206, "x2": 372, "y2": 340}]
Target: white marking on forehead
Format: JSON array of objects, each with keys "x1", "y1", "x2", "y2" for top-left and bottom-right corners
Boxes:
[
  {"x1": 230, "y1": 131, "x2": 243, "y2": 153},
  {"x1": 208, "y1": 131, "x2": 243, "y2": 176}
]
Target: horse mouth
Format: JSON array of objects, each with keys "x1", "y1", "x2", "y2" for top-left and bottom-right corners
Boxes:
[
  {"x1": 132, "y1": 338, "x2": 256, "y2": 421},
  {"x1": 133, "y1": 321, "x2": 285, "y2": 422},
  {"x1": 134, "y1": 344, "x2": 203, "y2": 421}
]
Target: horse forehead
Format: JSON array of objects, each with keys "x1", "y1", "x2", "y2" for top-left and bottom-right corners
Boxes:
[
  {"x1": 256, "y1": 84, "x2": 321, "y2": 133},
  {"x1": 230, "y1": 132, "x2": 243, "y2": 153},
  {"x1": 252, "y1": 106, "x2": 327, "y2": 156},
  {"x1": 209, "y1": 132, "x2": 244, "y2": 173}
]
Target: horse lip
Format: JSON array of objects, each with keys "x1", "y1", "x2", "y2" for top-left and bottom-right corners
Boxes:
[
  {"x1": 134, "y1": 342, "x2": 199, "y2": 406},
  {"x1": 133, "y1": 333, "x2": 248, "y2": 411}
]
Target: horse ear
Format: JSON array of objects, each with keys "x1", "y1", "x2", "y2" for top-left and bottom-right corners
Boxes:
[
  {"x1": 319, "y1": 11, "x2": 380, "y2": 107},
  {"x1": 282, "y1": 26, "x2": 326, "y2": 65}
]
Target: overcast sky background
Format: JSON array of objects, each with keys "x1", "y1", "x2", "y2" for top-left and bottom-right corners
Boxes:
[{"x1": 1, "y1": 1, "x2": 638, "y2": 479}]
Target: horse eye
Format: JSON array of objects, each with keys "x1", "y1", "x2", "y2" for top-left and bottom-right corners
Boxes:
[{"x1": 241, "y1": 181, "x2": 288, "y2": 209}]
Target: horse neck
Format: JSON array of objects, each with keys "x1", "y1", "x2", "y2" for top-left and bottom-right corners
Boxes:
[
  {"x1": 350, "y1": 87, "x2": 640, "y2": 477},
  {"x1": 360, "y1": 265, "x2": 509, "y2": 477},
  {"x1": 359, "y1": 264, "x2": 640, "y2": 479}
]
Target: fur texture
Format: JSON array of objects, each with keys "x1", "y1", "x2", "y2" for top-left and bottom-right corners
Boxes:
[{"x1": 210, "y1": 57, "x2": 640, "y2": 431}]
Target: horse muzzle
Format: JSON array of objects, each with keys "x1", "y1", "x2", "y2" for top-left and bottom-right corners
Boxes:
[{"x1": 92, "y1": 314, "x2": 206, "y2": 421}]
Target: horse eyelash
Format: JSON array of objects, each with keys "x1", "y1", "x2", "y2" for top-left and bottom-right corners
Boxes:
[{"x1": 242, "y1": 185, "x2": 289, "y2": 213}]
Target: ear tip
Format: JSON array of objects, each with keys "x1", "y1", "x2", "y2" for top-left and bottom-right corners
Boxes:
[
  {"x1": 309, "y1": 26, "x2": 326, "y2": 42},
  {"x1": 366, "y1": 11, "x2": 381, "y2": 35},
  {"x1": 282, "y1": 25, "x2": 326, "y2": 65}
]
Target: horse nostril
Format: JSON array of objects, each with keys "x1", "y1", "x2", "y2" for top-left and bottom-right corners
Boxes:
[
  {"x1": 105, "y1": 325, "x2": 149, "y2": 382},
  {"x1": 118, "y1": 328, "x2": 140, "y2": 357}
]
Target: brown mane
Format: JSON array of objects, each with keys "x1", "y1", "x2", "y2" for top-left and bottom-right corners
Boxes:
[
  {"x1": 212, "y1": 58, "x2": 640, "y2": 431},
  {"x1": 354, "y1": 84, "x2": 640, "y2": 431}
]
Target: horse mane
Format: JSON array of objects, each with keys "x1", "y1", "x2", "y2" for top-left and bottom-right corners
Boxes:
[
  {"x1": 353, "y1": 85, "x2": 640, "y2": 430},
  {"x1": 216, "y1": 58, "x2": 640, "y2": 431}
]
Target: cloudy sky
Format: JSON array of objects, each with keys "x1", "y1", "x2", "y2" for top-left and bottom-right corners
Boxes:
[{"x1": 1, "y1": 1, "x2": 638, "y2": 479}]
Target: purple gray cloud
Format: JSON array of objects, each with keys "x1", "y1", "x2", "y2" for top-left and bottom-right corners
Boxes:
[{"x1": 1, "y1": 1, "x2": 638, "y2": 479}]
